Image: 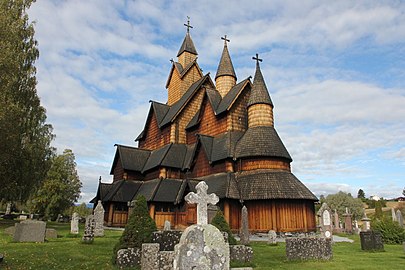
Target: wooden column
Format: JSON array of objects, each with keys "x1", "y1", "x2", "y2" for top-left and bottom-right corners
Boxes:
[
  {"x1": 224, "y1": 201, "x2": 230, "y2": 224},
  {"x1": 149, "y1": 204, "x2": 155, "y2": 220},
  {"x1": 108, "y1": 203, "x2": 114, "y2": 226},
  {"x1": 303, "y1": 203, "x2": 308, "y2": 232}
]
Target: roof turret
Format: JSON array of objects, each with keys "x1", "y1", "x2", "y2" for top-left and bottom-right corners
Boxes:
[
  {"x1": 247, "y1": 54, "x2": 273, "y2": 107},
  {"x1": 177, "y1": 18, "x2": 198, "y2": 57},
  {"x1": 215, "y1": 35, "x2": 237, "y2": 80}
]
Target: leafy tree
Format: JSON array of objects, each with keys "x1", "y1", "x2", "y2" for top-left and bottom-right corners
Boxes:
[
  {"x1": 30, "y1": 149, "x2": 82, "y2": 220},
  {"x1": 324, "y1": 191, "x2": 364, "y2": 219},
  {"x1": 113, "y1": 195, "x2": 157, "y2": 264},
  {"x1": 372, "y1": 216, "x2": 405, "y2": 244},
  {"x1": 211, "y1": 210, "x2": 237, "y2": 245},
  {"x1": 66, "y1": 202, "x2": 92, "y2": 218},
  {"x1": 0, "y1": 0, "x2": 55, "y2": 202},
  {"x1": 357, "y1": 189, "x2": 365, "y2": 200},
  {"x1": 374, "y1": 200, "x2": 383, "y2": 219}
]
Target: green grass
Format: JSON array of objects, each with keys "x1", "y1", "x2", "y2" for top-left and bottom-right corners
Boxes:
[{"x1": 1, "y1": 220, "x2": 404, "y2": 269}]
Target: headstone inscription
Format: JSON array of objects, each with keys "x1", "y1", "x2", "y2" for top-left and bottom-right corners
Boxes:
[
  {"x1": 13, "y1": 220, "x2": 46, "y2": 242},
  {"x1": 317, "y1": 203, "x2": 333, "y2": 239},
  {"x1": 396, "y1": 210, "x2": 404, "y2": 228},
  {"x1": 94, "y1": 200, "x2": 105, "y2": 237},
  {"x1": 71, "y1": 212, "x2": 79, "y2": 234},
  {"x1": 173, "y1": 181, "x2": 229, "y2": 270},
  {"x1": 82, "y1": 215, "x2": 95, "y2": 243},
  {"x1": 240, "y1": 205, "x2": 250, "y2": 245}
]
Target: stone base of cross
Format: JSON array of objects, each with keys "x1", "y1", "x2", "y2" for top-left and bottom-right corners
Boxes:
[{"x1": 185, "y1": 181, "x2": 219, "y2": 225}]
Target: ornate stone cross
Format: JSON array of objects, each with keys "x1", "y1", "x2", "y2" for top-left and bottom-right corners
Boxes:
[{"x1": 185, "y1": 181, "x2": 219, "y2": 225}]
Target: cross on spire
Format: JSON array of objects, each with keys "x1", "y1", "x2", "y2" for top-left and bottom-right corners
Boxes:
[
  {"x1": 184, "y1": 181, "x2": 219, "y2": 225},
  {"x1": 252, "y1": 53, "x2": 262, "y2": 65},
  {"x1": 184, "y1": 16, "x2": 193, "y2": 33},
  {"x1": 221, "y1": 35, "x2": 230, "y2": 46}
]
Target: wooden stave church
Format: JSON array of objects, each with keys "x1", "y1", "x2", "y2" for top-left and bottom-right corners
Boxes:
[{"x1": 92, "y1": 25, "x2": 318, "y2": 233}]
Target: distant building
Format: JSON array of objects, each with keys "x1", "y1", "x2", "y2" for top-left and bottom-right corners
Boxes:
[
  {"x1": 92, "y1": 21, "x2": 317, "y2": 232},
  {"x1": 370, "y1": 195, "x2": 381, "y2": 201}
]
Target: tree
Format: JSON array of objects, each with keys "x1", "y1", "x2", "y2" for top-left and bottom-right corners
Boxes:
[
  {"x1": 0, "y1": 0, "x2": 55, "y2": 202},
  {"x1": 30, "y1": 149, "x2": 82, "y2": 220},
  {"x1": 357, "y1": 189, "x2": 365, "y2": 200},
  {"x1": 211, "y1": 210, "x2": 237, "y2": 245},
  {"x1": 113, "y1": 195, "x2": 157, "y2": 264},
  {"x1": 324, "y1": 191, "x2": 364, "y2": 219}
]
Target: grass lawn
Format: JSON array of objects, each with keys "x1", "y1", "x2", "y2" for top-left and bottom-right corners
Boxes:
[{"x1": 1, "y1": 220, "x2": 404, "y2": 269}]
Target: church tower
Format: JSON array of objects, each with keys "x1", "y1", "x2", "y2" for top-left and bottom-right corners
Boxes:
[
  {"x1": 247, "y1": 54, "x2": 274, "y2": 127},
  {"x1": 215, "y1": 35, "x2": 237, "y2": 97},
  {"x1": 166, "y1": 18, "x2": 202, "y2": 106}
]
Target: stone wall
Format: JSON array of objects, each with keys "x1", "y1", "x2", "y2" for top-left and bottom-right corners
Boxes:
[
  {"x1": 151, "y1": 231, "x2": 182, "y2": 251},
  {"x1": 285, "y1": 237, "x2": 332, "y2": 261},
  {"x1": 229, "y1": 245, "x2": 253, "y2": 263}
]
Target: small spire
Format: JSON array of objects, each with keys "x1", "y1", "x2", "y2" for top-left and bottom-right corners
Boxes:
[
  {"x1": 215, "y1": 35, "x2": 236, "y2": 80},
  {"x1": 177, "y1": 17, "x2": 198, "y2": 57},
  {"x1": 247, "y1": 53, "x2": 273, "y2": 107}
]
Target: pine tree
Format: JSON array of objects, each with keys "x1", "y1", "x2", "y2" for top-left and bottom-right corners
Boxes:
[
  {"x1": 211, "y1": 210, "x2": 237, "y2": 245},
  {"x1": 112, "y1": 195, "x2": 157, "y2": 263}
]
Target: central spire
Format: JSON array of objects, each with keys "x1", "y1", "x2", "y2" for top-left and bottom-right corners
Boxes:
[
  {"x1": 177, "y1": 17, "x2": 198, "y2": 60},
  {"x1": 215, "y1": 35, "x2": 237, "y2": 97}
]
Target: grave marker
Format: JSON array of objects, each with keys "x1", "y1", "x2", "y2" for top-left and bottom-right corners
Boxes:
[
  {"x1": 317, "y1": 203, "x2": 333, "y2": 239},
  {"x1": 71, "y1": 212, "x2": 79, "y2": 234},
  {"x1": 82, "y1": 215, "x2": 95, "y2": 243},
  {"x1": 396, "y1": 209, "x2": 403, "y2": 228},
  {"x1": 13, "y1": 220, "x2": 46, "y2": 242},
  {"x1": 94, "y1": 200, "x2": 105, "y2": 237},
  {"x1": 240, "y1": 205, "x2": 250, "y2": 245}
]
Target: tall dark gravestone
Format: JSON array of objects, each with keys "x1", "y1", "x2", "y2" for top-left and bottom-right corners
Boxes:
[{"x1": 360, "y1": 231, "x2": 384, "y2": 251}]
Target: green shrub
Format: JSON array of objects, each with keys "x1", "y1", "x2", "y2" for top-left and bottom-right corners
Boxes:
[
  {"x1": 112, "y1": 195, "x2": 157, "y2": 264},
  {"x1": 372, "y1": 217, "x2": 405, "y2": 244},
  {"x1": 210, "y1": 210, "x2": 237, "y2": 245}
]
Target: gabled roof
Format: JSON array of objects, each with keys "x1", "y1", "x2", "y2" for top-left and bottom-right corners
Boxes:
[
  {"x1": 142, "y1": 144, "x2": 172, "y2": 172},
  {"x1": 229, "y1": 170, "x2": 317, "y2": 201},
  {"x1": 196, "y1": 172, "x2": 230, "y2": 199},
  {"x1": 165, "y1": 58, "x2": 202, "y2": 89},
  {"x1": 161, "y1": 144, "x2": 188, "y2": 168},
  {"x1": 183, "y1": 143, "x2": 197, "y2": 169},
  {"x1": 103, "y1": 180, "x2": 143, "y2": 203},
  {"x1": 247, "y1": 61, "x2": 273, "y2": 107},
  {"x1": 135, "y1": 101, "x2": 169, "y2": 142},
  {"x1": 136, "y1": 179, "x2": 161, "y2": 201},
  {"x1": 206, "y1": 88, "x2": 222, "y2": 111},
  {"x1": 160, "y1": 74, "x2": 212, "y2": 127},
  {"x1": 216, "y1": 78, "x2": 251, "y2": 114},
  {"x1": 197, "y1": 131, "x2": 244, "y2": 163},
  {"x1": 215, "y1": 43, "x2": 237, "y2": 80},
  {"x1": 90, "y1": 181, "x2": 114, "y2": 203},
  {"x1": 185, "y1": 108, "x2": 201, "y2": 130},
  {"x1": 234, "y1": 126, "x2": 292, "y2": 161},
  {"x1": 153, "y1": 179, "x2": 184, "y2": 203},
  {"x1": 110, "y1": 145, "x2": 150, "y2": 174},
  {"x1": 177, "y1": 32, "x2": 198, "y2": 57}
]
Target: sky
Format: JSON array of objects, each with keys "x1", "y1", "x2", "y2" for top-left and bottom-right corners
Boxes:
[{"x1": 27, "y1": 0, "x2": 405, "y2": 203}]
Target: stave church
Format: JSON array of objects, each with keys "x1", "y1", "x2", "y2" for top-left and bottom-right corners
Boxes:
[{"x1": 92, "y1": 21, "x2": 318, "y2": 232}]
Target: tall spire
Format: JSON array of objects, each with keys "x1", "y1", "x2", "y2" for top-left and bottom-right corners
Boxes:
[
  {"x1": 215, "y1": 35, "x2": 237, "y2": 80},
  {"x1": 177, "y1": 17, "x2": 198, "y2": 57},
  {"x1": 247, "y1": 54, "x2": 273, "y2": 107}
]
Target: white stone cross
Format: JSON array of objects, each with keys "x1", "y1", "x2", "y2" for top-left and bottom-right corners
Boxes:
[{"x1": 185, "y1": 181, "x2": 219, "y2": 225}]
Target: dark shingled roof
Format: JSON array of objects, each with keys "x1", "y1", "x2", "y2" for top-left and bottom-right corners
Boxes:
[
  {"x1": 206, "y1": 88, "x2": 222, "y2": 111},
  {"x1": 196, "y1": 172, "x2": 230, "y2": 198},
  {"x1": 183, "y1": 143, "x2": 197, "y2": 169},
  {"x1": 247, "y1": 61, "x2": 273, "y2": 107},
  {"x1": 198, "y1": 132, "x2": 244, "y2": 163},
  {"x1": 142, "y1": 144, "x2": 171, "y2": 172},
  {"x1": 216, "y1": 78, "x2": 251, "y2": 114},
  {"x1": 215, "y1": 43, "x2": 236, "y2": 80},
  {"x1": 90, "y1": 182, "x2": 113, "y2": 203},
  {"x1": 161, "y1": 144, "x2": 188, "y2": 169},
  {"x1": 152, "y1": 101, "x2": 170, "y2": 124},
  {"x1": 137, "y1": 179, "x2": 161, "y2": 201},
  {"x1": 110, "y1": 145, "x2": 150, "y2": 174},
  {"x1": 229, "y1": 170, "x2": 317, "y2": 200},
  {"x1": 198, "y1": 134, "x2": 214, "y2": 161},
  {"x1": 177, "y1": 32, "x2": 198, "y2": 57},
  {"x1": 153, "y1": 179, "x2": 184, "y2": 203},
  {"x1": 235, "y1": 126, "x2": 292, "y2": 161},
  {"x1": 103, "y1": 180, "x2": 143, "y2": 203},
  {"x1": 160, "y1": 75, "x2": 210, "y2": 127},
  {"x1": 185, "y1": 108, "x2": 201, "y2": 130}
]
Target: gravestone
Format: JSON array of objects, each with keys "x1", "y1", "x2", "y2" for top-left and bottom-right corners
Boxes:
[
  {"x1": 286, "y1": 237, "x2": 332, "y2": 260},
  {"x1": 5, "y1": 202, "x2": 11, "y2": 215},
  {"x1": 13, "y1": 220, "x2": 46, "y2": 242},
  {"x1": 71, "y1": 212, "x2": 79, "y2": 234},
  {"x1": 82, "y1": 215, "x2": 95, "y2": 243},
  {"x1": 267, "y1": 230, "x2": 277, "y2": 245},
  {"x1": 360, "y1": 231, "x2": 384, "y2": 251},
  {"x1": 94, "y1": 200, "x2": 105, "y2": 237},
  {"x1": 164, "y1": 220, "x2": 171, "y2": 231},
  {"x1": 141, "y1": 243, "x2": 160, "y2": 270},
  {"x1": 46, "y1": 228, "x2": 58, "y2": 239},
  {"x1": 317, "y1": 203, "x2": 332, "y2": 239},
  {"x1": 240, "y1": 205, "x2": 250, "y2": 245},
  {"x1": 333, "y1": 209, "x2": 341, "y2": 233},
  {"x1": 396, "y1": 210, "x2": 403, "y2": 228},
  {"x1": 116, "y1": 248, "x2": 141, "y2": 268},
  {"x1": 173, "y1": 181, "x2": 229, "y2": 270},
  {"x1": 343, "y1": 208, "x2": 353, "y2": 234},
  {"x1": 361, "y1": 212, "x2": 371, "y2": 232},
  {"x1": 392, "y1": 208, "x2": 397, "y2": 221}
]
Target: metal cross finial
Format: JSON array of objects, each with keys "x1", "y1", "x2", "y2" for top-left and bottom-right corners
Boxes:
[
  {"x1": 184, "y1": 16, "x2": 193, "y2": 33},
  {"x1": 252, "y1": 53, "x2": 262, "y2": 64},
  {"x1": 170, "y1": 58, "x2": 174, "y2": 63},
  {"x1": 221, "y1": 35, "x2": 230, "y2": 46}
]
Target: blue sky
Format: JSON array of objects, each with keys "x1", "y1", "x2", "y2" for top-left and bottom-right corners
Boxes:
[{"x1": 28, "y1": 0, "x2": 405, "y2": 203}]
